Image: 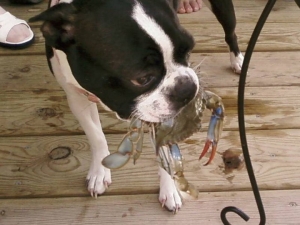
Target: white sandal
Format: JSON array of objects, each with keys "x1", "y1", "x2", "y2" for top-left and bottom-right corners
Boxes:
[{"x1": 0, "y1": 12, "x2": 34, "y2": 49}]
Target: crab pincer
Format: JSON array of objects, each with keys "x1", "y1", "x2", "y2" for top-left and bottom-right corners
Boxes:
[
  {"x1": 199, "y1": 91, "x2": 224, "y2": 165},
  {"x1": 102, "y1": 118, "x2": 144, "y2": 169},
  {"x1": 102, "y1": 135, "x2": 133, "y2": 169}
]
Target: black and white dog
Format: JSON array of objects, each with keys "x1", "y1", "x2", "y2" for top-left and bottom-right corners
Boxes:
[{"x1": 30, "y1": 0, "x2": 243, "y2": 211}]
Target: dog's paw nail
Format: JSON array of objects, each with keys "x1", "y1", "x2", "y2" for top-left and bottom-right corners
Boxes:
[
  {"x1": 176, "y1": 204, "x2": 181, "y2": 212},
  {"x1": 90, "y1": 189, "x2": 94, "y2": 198},
  {"x1": 160, "y1": 199, "x2": 166, "y2": 208},
  {"x1": 172, "y1": 204, "x2": 180, "y2": 214},
  {"x1": 104, "y1": 181, "x2": 110, "y2": 189}
]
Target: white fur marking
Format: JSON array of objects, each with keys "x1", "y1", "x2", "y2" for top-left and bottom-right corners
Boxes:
[
  {"x1": 230, "y1": 52, "x2": 244, "y2": 74},
  {"x1": 132, "y1": 1, "x2": 175, "y2": 70}
]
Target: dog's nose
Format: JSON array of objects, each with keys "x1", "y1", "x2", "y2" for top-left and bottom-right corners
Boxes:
[{"x1": 168, "y1": 75, "x2": 198, "y2": 107}]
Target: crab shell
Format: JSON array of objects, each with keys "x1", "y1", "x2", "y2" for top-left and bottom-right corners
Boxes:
[{"x1": 155, "y1": 90, "x2": 206, "y2": 147}]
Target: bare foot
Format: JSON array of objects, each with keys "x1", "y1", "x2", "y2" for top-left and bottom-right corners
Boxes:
[
  {"x1": 177, "y1": 0, "x2": 202, "y2": 14},
  {"x1": 0, "y1": 7, "x2": 32, "y2": 43}
]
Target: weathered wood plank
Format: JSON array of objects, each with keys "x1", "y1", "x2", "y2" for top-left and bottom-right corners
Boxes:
[
  {"x1": 186, "y1": 51, "x2": 300, "y2": 87},
  {"x1": 0, "y1": 55, "x2": 56, "y2": 91},
  {"x1": 0, "y1": 190, "x2": 300, "y2": 224},
  {"x1": 179, "y1": 0, "x2": 300, "y2": 24},
  {"x1": 0, "y1": 90, "x2": 128, "y2": 136},
  {"x1": 0, "y1": 129, "x2": 300, "y2": 198},
  {"x1": 186, "y1": 22, "x2": 300, "y2": 53},
  {"x1": 1, "y1": 86, "x2": 300, "y2": 136},
  {"x1": 0, "y1": 0, "x2": 296, "y2": 57},
  {"x1": 2, "y1": 0, "x2": 299, "y2": 27},
  {"x1": 1, "y1": 52, "x2": 300, "y2": 93},
  {"x1": 1, "y1": 23, "x2": 300, "y2": 56}
]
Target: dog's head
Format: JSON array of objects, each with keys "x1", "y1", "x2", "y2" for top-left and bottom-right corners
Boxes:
[{"x1": 30, "y1": 0, "x2": 199, "y2": 122}]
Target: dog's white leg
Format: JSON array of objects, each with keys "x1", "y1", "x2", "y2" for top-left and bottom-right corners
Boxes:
[
  {"x1": 158, "y1": 167, "x2": 182, "y2": 212},
  {"x1": 50, "y1": 49, "x2": 111, "y2": 197},
  {"x1": 230, "y1": 52, "x2": 244, "y2": 74},
  {"x1": 67, "y1": 94, "x2": 111, "y2": 197}
]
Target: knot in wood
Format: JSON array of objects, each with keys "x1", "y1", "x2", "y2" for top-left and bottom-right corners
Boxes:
[
  {"x1": 36, "y1": 108, "x2": 57, "y2": 118},
  {"x1": 49, "y1": 147, "x2": 71, "y2": 160}
]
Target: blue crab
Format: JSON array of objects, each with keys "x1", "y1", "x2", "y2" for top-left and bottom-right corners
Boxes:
[{"x1": 102, "y1": 88, "x2": 224, "y2": 198}]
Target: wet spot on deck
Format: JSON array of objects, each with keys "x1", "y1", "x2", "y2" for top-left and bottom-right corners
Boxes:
[{"x1": 19, "y1": 66, "x2": 30, "y2": 73}]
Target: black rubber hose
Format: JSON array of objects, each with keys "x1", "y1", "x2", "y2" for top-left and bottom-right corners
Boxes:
[{"x1": 220, "y1": 0, "x2": 277, "y2": 224}]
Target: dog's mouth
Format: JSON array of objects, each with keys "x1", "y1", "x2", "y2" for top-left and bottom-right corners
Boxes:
[
  {"x1": 132, "y1": 91, "x2": 199, "y2": 124},
  {"x1": 137, "y1": 112, "x2": 175, "y2": 123},
  {"x1": 130, "y1": 109, "x2": 175, "y2": 123},
  {"x1": 132, "y1": 94, "x2": 198, "y2": 124}
]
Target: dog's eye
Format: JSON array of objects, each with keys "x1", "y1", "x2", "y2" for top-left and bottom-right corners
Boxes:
[{"x1": 131, "y1": 75, "x2": 154, "y2": 86}]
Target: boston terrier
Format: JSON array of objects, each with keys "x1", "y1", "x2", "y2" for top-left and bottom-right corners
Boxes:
[{"x1": 29, "y1": 0, "x2": 243, "y2": 212}]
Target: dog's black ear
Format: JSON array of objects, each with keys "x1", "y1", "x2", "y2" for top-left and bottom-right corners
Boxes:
[{"x1": 29, "y1": 3, "x2": 77, "y2": 50}]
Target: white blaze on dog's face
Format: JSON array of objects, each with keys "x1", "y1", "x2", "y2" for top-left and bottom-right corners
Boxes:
[{"x1": 131, "y1": 1, "x2": 199, "y2": 122}]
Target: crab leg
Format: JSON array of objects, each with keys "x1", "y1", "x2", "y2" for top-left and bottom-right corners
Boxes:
[
  {"x1": 158, "y1": 144, "x2": 199, "y2": 199},
  {"x1": 133, "y1": 130, "x2": 144, "y2": 164},
  {"x1": 199, "y1": 91, "x2": 224, "y2": 165}
]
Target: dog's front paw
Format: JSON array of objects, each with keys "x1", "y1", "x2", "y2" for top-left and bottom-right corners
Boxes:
[
  {"x1": 86, "y1": 160, "x2": 111, "y2": 198},
  {"x1": 158, "y1": 167, "x2": 182, "y2": 213},
  {"x1": 230, "y1": 52, "x2": 244, "y2": 74}
]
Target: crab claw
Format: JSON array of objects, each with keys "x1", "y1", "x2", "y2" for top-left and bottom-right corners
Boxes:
[
  {"x1": 102, "y1": 134, "x2": 133, "y2": 169},
  {"x1": 199, "y1": 104, "x2": 224, "y2": 165},
  {"x1": 199, "y1": 140, "x2": 218, "y2": 166},
  {"x1": 102, "y1": 118, "x2": 145, "y2": 169},
  {"x1": 102, "y1": 152, "x2": 131, "y2": 169}
]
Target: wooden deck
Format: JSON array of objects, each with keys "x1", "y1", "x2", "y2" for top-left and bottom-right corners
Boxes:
[{"x1": 1, "y1": 0, "x2": 300, "y2": 224}]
